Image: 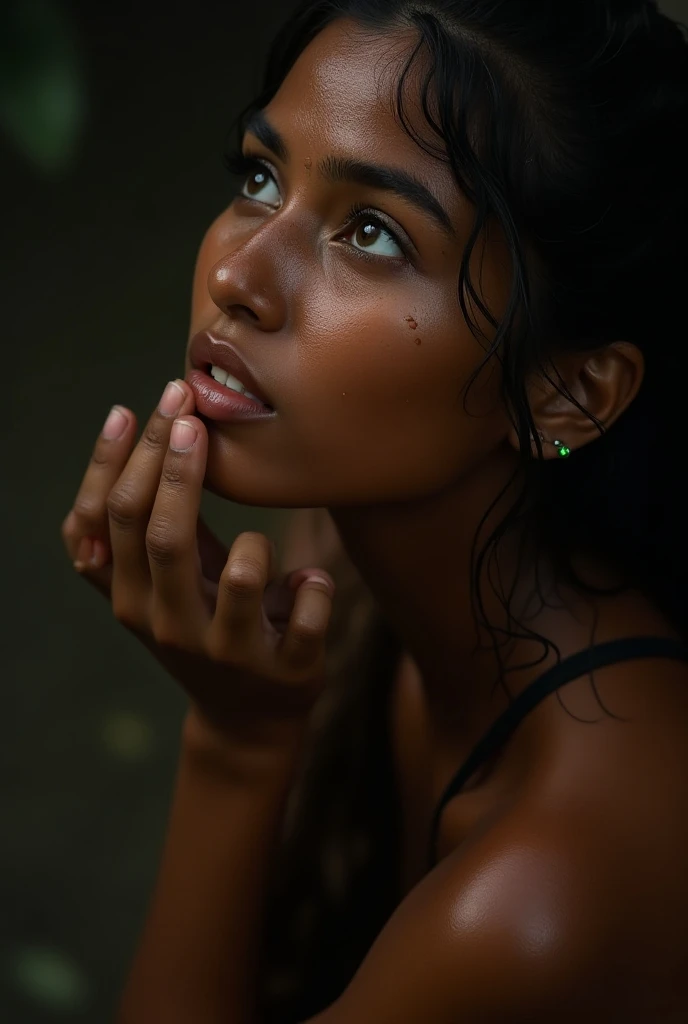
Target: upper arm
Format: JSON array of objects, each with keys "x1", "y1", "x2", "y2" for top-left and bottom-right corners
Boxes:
[{"x1": 302, "y1": 811, "x2": 622, "y2": 1024}]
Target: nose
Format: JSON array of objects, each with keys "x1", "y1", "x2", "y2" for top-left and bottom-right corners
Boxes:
[{"x1": 207, "y1": 225, "x2": 288, "y2": 333}]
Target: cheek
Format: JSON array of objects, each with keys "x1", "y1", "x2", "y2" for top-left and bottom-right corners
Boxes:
[
  {"x1": 301, "y1": 279, "x2": 496, "y2": 416},
  {"x1": 282, "y1": 283, "x2": 505, "y2": 498}
]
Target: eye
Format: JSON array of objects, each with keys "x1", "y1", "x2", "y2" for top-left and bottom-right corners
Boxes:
[
  {"x1": 240, "y1": 165, "x2": 281, "y2": 209},
  {"x1": 341, "y1": 207, "x2": 406, "y2": 259}
]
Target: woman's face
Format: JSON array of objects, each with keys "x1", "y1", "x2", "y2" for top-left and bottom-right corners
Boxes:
[{"x1": 187, "y1": 17, "x2": 512, "y2": 509}]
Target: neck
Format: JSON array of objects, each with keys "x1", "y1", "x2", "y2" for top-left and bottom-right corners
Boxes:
[{"x1": 328, "y1": 444, "x2": 552, "y2": 743}]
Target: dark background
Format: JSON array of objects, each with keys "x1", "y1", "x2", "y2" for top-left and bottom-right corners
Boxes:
[
  {"x1": 3, "y1": 2, "x2": 294, "y2": 1020},
  {"x1": 2, "y1": 0, "x2": 686, "y2": 1020}
]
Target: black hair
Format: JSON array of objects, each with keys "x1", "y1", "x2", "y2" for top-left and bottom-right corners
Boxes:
[
  {"x1": 223, "y1": 1, "x2": 688, "y2": 1019},
  {"x1": 231, "y1": 0, "x2": 688, "y2": 676}
]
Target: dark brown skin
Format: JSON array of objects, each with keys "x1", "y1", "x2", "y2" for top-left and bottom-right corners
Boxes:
[{"x1": 63, "y1": 16, "x2": 688, "y2": 1023}]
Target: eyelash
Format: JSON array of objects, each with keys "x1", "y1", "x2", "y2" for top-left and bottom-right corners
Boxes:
[{"x1": 223, "y1": 150, "x2": 412, "y2": 263}]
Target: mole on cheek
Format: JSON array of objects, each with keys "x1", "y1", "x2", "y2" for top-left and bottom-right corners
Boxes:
[
  {"x1": 404, "y1": 315, "x2": 419, "y2": 331},
  {"x1": 415, "y1": 337, "x2": 422, "y2": 345}
]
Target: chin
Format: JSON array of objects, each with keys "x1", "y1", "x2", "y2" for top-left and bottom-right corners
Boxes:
[{"x1": 201, "y1": 461, "x2": 286, "y2": 509}]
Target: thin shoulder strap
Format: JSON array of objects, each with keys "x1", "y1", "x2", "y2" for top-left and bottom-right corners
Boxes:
[{"x1": 427, "y1": 636, "x2": 688, "y2": 869}]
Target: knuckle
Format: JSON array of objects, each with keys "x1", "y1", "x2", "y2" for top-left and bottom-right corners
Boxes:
[
  {"x1": 145, "y1": 522, "x2": 181, "y2": 567},
  {"x1": 106, "y1": 484, "x2": 140, "y2": 529},
  {"x1": 140, "y1": 422, "x2": 167, "y2": 456},
  {"x1": 223, "y1": 561, "x2": 264, "y2": 598},
  {"x1": 160, "y1": 459, "x2": 186, "y2": 488},
  {"x1": 72, "y1": 494, "x2": 103, "y2": 524}
]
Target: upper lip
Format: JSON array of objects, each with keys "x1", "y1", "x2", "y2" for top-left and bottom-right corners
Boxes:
[{"x1": 188, "y1": 330, "x2": 273, "y2": 408}]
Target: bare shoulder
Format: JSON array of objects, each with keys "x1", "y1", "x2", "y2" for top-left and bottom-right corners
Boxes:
[
  {"x1": 422, "y1": 650, "x2": 688, "y2": 1020},
  {"x1": 500, "y1": 649, "x2": 688, "y2": 1009},
  {"x1": 531, "y1": 642, "x2": 688, "y2": 823},
  {"x1": 302, "y1": 645, "x2": 688, "y2": 1021},
  {"x1": 499, "y1": 645, "x2": 688, "y2": 888},
  {"x1": 306, "y1": 768, "x2": 688, "y2": 1023}
]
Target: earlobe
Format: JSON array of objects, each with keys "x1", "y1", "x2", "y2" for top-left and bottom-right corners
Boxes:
[{"x1": 507, "y1": 342, "x2": 645, "y2": 460}]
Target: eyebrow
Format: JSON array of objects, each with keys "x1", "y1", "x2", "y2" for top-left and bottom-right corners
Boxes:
[
  {"x1": 243, "y1": 109, "x2": 456, "y2": 239},
  {"x1": 244, "y1": 110, "x2": 289, "y2": 164}
]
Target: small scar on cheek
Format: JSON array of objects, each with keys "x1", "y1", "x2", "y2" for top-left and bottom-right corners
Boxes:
[
  {"x1": 304, "y1": 157, "x2": 312, "y2": 170},
  {"x1": 404, "y1": 315, "x2": 418, "y2": 331}
]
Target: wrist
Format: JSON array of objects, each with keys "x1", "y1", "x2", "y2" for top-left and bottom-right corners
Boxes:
[{"x1": 181, "y1": 704, "x2": 308, "y2": 784}]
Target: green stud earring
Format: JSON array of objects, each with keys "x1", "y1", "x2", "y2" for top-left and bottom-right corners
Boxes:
[{"x1": 537, "y1": 432, "x2": 572, "y2": 459}]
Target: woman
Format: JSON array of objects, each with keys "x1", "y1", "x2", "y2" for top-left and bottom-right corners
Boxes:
[{"x1": 61, "y1": 0, "x2": 688, "y2": 1020}]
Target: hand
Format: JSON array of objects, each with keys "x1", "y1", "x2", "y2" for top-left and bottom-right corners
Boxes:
[{"x1": 61, "y1": 380, "x2": 336, "y2": 744}]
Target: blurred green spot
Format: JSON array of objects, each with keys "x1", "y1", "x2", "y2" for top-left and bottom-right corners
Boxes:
[
  {"x1": 0, "y1": 0, "x2": 86, "y2": 174},
  {"x1": 102, "y1": 712, "x2": 155, "y2": 761},
  {"x1": 7, "y1": 945, "x2": 90, "y2": 1011}
]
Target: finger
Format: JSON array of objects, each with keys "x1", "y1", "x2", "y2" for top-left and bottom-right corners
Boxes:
[
  {"x1": 277, "y1": 575, "x2": 334, "y2": 674},
  {"x1": 208, "y1": 532, "x2": 277, "y2": 658},
  {"x1": 62, "y1": 404, "x2": 138, "y2": 564},
  {"x1": 261, "y1": 564, "x2": 334, "y2": 627},
  {"x1": 145, "y1": 415, "x2": 210, "y2": 643},
  {"x1": 196, "y1": 516, "x2": 230, "y2": 586},
  {"x1": 107, "y1": 379, "x2": 195, "y2": 607},
  {"x1": 74, "y1": 538, "x2": 114, "y2": 601}
]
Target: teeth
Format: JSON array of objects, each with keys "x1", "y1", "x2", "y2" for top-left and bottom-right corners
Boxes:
[{"x1": 210, "y1": 365, "x2": 263, "y2": 405}]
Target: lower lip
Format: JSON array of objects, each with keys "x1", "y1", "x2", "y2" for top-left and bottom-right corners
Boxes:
[{"x1": 185, "y1": 369, "x2": 276, "y2": 422}]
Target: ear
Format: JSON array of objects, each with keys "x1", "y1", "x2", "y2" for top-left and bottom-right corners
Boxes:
[{"x1": 507, "y1": 342, "x2": 645, "y2": 460}]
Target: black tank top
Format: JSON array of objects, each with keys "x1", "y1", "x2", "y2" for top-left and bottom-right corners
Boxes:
[{"x1": 427, "y1": 636, "x2": 688, "y2": 869}]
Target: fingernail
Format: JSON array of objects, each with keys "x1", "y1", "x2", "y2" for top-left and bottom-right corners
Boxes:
[
  {"x1": 90, "y1": 538, "x2": 109, "y2": 569},
  {"x1": 170, "y1": 419, "x2": 198, "y2": 451},
  {"x1": 308, "y1": 575, "x2": 333, "y2": 592},
  {"x1": 74, "y1": 536, "x2": 93, "y2": 570},
  {"x1": 102, "y1": 406, "x2": 128, "y2": 440},
  {"x1": 159, "y1": 380, "x2": 185, "y2": 417}
]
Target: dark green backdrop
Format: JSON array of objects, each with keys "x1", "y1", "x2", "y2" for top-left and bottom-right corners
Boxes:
[
  {"x1": 3, "y1": 2, "x2": 295, "y2": 1020},
  {"x1": 3, "y1": 0, "x2": 686, "y2": 1020}
]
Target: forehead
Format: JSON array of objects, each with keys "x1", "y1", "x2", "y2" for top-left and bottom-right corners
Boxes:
[{"x1": 265, "y1": 18, "x2": 461, "y2": 208}]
